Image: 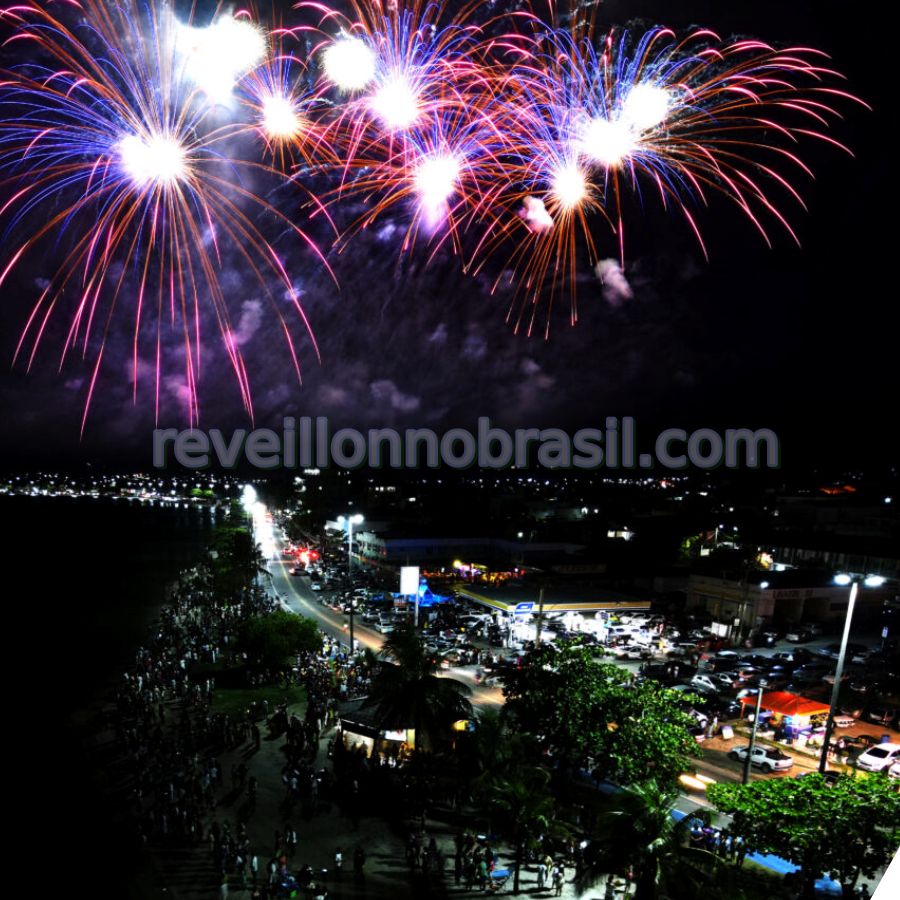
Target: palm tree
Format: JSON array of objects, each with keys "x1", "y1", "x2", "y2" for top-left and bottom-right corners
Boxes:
[
  {"x1": 365, "y1": 623, "x2": 472, "y2": 752},
  {"x1": 580, "y1": 780, "x2": 719, "y2": 900},
  {"x1": 488, "y1": 765, "x2": 562, "y2": 895},
  {"x1": 460, "y1": 708, "x2": 536, "y2": 803}
]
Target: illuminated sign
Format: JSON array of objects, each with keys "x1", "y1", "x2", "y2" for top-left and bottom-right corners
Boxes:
[{"x1": 400, "y1": 566, "x2": 420, "y2": 596}]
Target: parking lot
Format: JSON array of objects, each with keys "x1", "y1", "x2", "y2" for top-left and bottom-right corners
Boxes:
[{"x1": 276, "y1": 523, "x2": 899, "y2": 785}]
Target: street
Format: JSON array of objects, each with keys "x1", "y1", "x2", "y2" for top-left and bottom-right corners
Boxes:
[{"x1": 265, "y1": 537, "x2": 505, "y2": 708}]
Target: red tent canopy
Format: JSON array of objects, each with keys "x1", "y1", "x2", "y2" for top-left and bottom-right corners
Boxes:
[{"x1": 739, "y1": 691, "x2": 830, "y2": 718}]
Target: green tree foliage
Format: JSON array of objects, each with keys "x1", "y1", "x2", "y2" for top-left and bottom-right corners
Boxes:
[
  {"x1": 581, "y1": 780, "x2": 719, "y2": 900},
  {"x1": 707, "y1": 773, "x2": 900, "y2": 899},
  {"x1": 459, "y1": 708, "x2": 535, "y2": 796},
  {"x1": 237, "y1": 610, "x2": 322, "y2": 669},
  {"x1": 489, "y1": 765, "x2": 563, "y2": 894},
  {"x1": 209, "y1": 525, "x2": 265, "y2": 595},
  {"x1": 282, "y1": 509, "x2": 310, "y2": 543},
  {"x1": 365, "y1": 623, "x2": 472, "y2": 751},
  {"x1": 498, "y1": 641, "x2": 701, "y2": 787},
  {"x1": 456, "y1": 710, "x2": 564, "y2": 894}
]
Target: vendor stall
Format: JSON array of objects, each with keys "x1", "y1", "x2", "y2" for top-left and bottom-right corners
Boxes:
[{"x1": 740, "y1": 691, "x2": 831, "y2": 743}]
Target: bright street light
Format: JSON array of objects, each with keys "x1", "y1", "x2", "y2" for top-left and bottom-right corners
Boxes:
[
  {"x1": 337, "y1": 513, "x2": 364, "y2": 654},
  {"x1": 819, "y1": 573, "x2": 886, "y2": 773}
]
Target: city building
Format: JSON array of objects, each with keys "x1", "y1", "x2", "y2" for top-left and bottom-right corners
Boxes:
[{"x1": 687, "y1": 570, "x2": 894, "y2": 641}]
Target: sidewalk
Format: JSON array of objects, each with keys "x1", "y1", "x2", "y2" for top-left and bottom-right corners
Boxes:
[
  {"x1": 146, "y1": 702, "x2": 624, "y2": 900},
  {"x1": 152, "y1": 708, "x2": 428, "y2": 899}
]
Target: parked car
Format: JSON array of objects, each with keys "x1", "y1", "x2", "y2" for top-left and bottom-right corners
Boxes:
[
  {"x1": 844, "y1": 733, "x2": 880, "y2": 752},
  {"x1": 619, "y1": 614, "x2": 651, "y2": 626},
  {"x1": 733, "y1": 665, "x2": 762, "y2": 682},
  {"x1": 785, "y1": 628, "x2": 812, "y2": 643},
  {"x1": 614, "y1": 645, "x2": 650, "y2": 660},
  {"x1": 690, "y1": 675, "x2": 720, "y2": 694},
  {"x1": 832, "y1": 714, "x2": 856, "y2": 728},
  {"x1": 866, "y1": 707, "x2": 897, "y2": 726},
  {"x1": 752, "y1": 630, "x2": 779, "y2": 648},
  {"x1": 638, "y1": 664, "x2": 676, "y2": 685},
  {"x1": 822, "y1": 641, "x2": 870, "y2": 660},
  {"x1": 792, "y1": 663, "x2": 829, "y2": 683},
  {"x1": 711, "y1": 672, "x2": 741, "y2": 690},
  {"x1": 694, "y1": 696, "x2": 744, "y2": 720},
  {"x1": 667, "y1": 641, "x2": 700, "y2": 658},
  {"x1": 728, "y1": 745, "x2": 794, "y2": 772},
  {"x1": 706, "y1": 654, "x2": 741, "y2": 673},
  {"x1": 772, "y1": 650, "x2": 811, "y2": 665},
  {"x1": 856, "y1": 743, "x2": 900, "y2": 773},
  {"x1": 742, "y1": 654, "x2": 778, "y2": 670}
]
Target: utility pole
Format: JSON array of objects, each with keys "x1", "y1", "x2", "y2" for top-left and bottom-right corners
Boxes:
[
  {"x1": 337, "y1": 513, "x2": 363, "y2": 653},
  {"x1": 534, "y1": 588, "x2": 545, "y2": 646},
  {"x1": 819, "y1": 581, "x2": 858, "y2": 774},
  {"x1": 349, "y1": 600, "x2": 355, "y2": 656},
  {"x1": 742, "y1": 687, "x2": 764, "y2": 785}
]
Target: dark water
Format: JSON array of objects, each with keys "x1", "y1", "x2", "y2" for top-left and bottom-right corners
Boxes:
[
  {"x1": 5, "y1": 494, "x2": 212, "y2": 898},
  {"x1": 5, "y1": 494, "x2": 212, "y2": 703}
]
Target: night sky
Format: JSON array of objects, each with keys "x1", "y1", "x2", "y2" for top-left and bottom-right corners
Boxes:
[{"x1": 0, "y1": 1, "x2": 894, "y2": 469}]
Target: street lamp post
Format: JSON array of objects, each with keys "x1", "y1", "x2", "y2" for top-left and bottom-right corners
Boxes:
[
  {"x1": 349, "y1": 598, "x2": 357, "y2": 655},
  {"x1": 743, "y1": 687, "x2": 764, "y2": 785},
  {"x1": 818, "y1": 573, "x2": 886, "y2": 774},
  {"x1": 338, "y1": 513, "x2": 364, "y2": 654}
]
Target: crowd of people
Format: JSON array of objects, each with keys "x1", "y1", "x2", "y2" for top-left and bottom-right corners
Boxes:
[
  {"x1": 114, "y1": 566, "x2": 273, "y2": 848},
  {"x1": 109, "y1": 564, "x2": 384, "y2": 897},
  {"x1": 103, "y1": 555, "x2": 602, "y2": 898}
]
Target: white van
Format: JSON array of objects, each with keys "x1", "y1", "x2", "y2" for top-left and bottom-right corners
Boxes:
[{"x1": 608, "y1": 625, "x2": 640, "y2": 639}]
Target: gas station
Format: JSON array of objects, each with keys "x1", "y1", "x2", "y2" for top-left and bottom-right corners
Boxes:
[{"x1": 456, "y1": 584, "x2": 652, "y2": 617}]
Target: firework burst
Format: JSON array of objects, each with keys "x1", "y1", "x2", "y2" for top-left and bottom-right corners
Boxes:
[
  {"x1": 473, "y1": 18, "x2": 868, "y2": 334},
  {"x1": 0, "y1": 0, "x2": 332, "y2": 428},
  {"x1": 305, "y1": 0, "x2": 503, "y2": 256},
  {"x1": 237, "y1": 22, "x2": 336, "y2": 173},
  {"x1": 0, "y1": 1, "x2": 868, "y2": 425}
]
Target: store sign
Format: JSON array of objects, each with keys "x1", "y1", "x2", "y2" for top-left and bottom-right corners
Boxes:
[
  {"x1": 400, "y1": 566, "x2": 420, "y2": 596},
  {"x1": 514, "y1": 602, "x2": 534, "y2": 614}
]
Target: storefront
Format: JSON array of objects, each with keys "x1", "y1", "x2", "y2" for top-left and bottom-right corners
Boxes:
[
  {"x1": 739, "y1": 691, "x2": 830, "y2": 742},
  {"x1": 338, "y1": 698, "x2": 415, "y2": 761}
]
